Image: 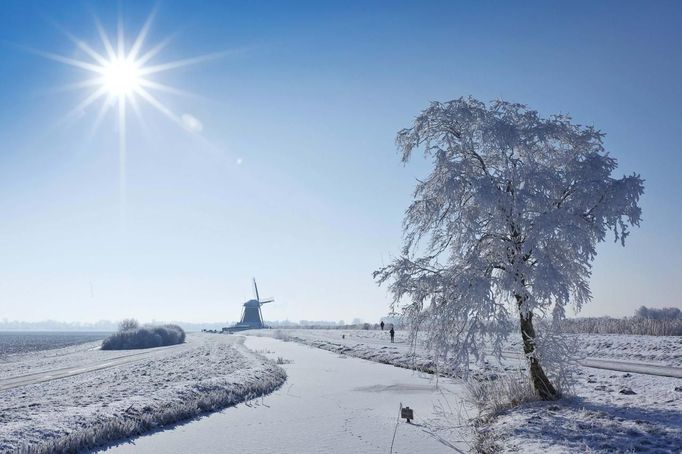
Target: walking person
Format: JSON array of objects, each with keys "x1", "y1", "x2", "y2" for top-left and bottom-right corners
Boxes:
[
  {"x1": 380, "y1": 320, "x2": 385, "y2": 331},
  {"x1": 389, "y1": 326, "x2": 395, "y2": 343}
]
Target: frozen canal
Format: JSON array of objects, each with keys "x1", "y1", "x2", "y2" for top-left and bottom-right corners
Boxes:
[{"x1": 97, "y1": 335, "x2": 471, "y2": 453}]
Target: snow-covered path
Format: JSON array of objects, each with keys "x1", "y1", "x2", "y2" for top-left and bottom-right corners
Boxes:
[
  {"x1": 579, "y1": 358, "x2": 682, "y2": 378},
  {"x1": 97, "y1": 336, "x2": 472, "y2": 454}
]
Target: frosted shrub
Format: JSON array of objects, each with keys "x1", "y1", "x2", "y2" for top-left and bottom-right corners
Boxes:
[
  {"x1": 466, "y1": 370, "x2": 537, "y2": 416},
  {"x1": 102, "y1": 324, "x2": 186, "y2": 350},
  {"x1": 272, "y1": 330, "x2": 292, "y2": 341},
  {"x1": 154, "y1": 324, "x2": 186, "y2": 344}
]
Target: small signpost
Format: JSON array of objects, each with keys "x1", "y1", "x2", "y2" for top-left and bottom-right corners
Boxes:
[{"x1": 401, "y1": 406, "x2": 414, "y2": 423}]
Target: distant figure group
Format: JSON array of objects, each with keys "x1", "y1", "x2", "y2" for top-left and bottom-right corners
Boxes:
[{"x1": 380, "y1": 320, "x2": 394, "y2": 342}]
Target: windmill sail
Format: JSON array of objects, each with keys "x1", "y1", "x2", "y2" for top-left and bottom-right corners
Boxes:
[{"x1": 253, "y1": 278, "x2": 260, "y2": 302}]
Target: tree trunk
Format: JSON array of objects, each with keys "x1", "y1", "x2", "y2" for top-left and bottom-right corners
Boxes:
[{"x1": 517, "y1": 298, "x2": 558, "y2": 400}]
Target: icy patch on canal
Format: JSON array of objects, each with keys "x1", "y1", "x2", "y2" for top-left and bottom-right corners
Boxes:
[{"x1": 97, "y1": 335, "x2": 474, "y2": 454}]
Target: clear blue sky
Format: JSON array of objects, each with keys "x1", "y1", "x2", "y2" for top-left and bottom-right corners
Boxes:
[{"x1": 0, "y1": 0, "x2": 680, "y2": 324}]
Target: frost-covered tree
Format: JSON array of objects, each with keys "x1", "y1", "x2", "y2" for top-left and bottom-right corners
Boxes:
[
  {"x1": 635, "y1": 306, "x2": 682, "y2": 320},
  {"x1": 118, "y1": 318, "x2": 139, "y2": 332},
  {"x1": 375, "y1": 97, "x2": 644, "y2": 399}
]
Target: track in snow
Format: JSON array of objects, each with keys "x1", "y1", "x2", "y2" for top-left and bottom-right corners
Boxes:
[
  {"x1": 579, "y1": 358, "x2": 682, "y2": 378},
  {"x1": 0, "y1": 341, "x2": 194, "y2": 391},
  {"x1": 497, "y1": 349, "x2": 682, "y2": 378}
]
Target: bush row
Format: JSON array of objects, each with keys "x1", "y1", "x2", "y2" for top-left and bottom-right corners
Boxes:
[
  {"x1": 101, "y1": 324, "x2": 186, "y2": 350},
  {"x1": 561, "y1": 318, "x2": 682, "y2": 336}
]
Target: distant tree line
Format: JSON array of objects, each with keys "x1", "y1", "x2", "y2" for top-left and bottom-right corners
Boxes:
[
  {"x1": 561, "y1": 306, "x2": 682, "y2": 336},
  {"x1": 0, "y1": 319, "x2": 231, "y2": 332},
  {"x1": 269, "y1": 318, "x2": 404, "y2": 331},
  {"x1": 265, "y1": 317, "x2": 404, "y2": 330},
  {"x1": 634, "y1": 306, "x2": 681, "y2": 320},
  {"x1": 0, "y1": 319, "x2": 119, "y2": 332}
]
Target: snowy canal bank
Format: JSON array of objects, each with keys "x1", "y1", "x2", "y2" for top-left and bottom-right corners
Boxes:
[
  {"x1": 97, "y1": 335, "x2": 473, "y2": 453},
  {"x1": 0, "y1": 334, "x2": 285, "y2": 453},
  {"x1": 249, "y1": 329, "x2": 682, "y2": 453}
]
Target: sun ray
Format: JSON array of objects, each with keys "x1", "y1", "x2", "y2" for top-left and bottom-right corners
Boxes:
[
  {"x1": 135, "y1": 86, "x2": 220, "y2": 157},
  {"x1": 127, "y1": 91, "x2": 150, "y2": 135},
  {"x1": 134, "y1": 85, "x2": 185, "y2": 127},
  {"x1": 75, "y1": 41, "x2": 108, "y2": 66},
  {"x1": 49, "y1": 21, "x2": 110, "y2": 67},
  {"x1": 94, "y1": 17, "x2": 116, "y2": 61},
  {"x1": 137, "y1": 50, "x2": 231, "y2": 76},
  {"x1": 33, "y1": 9, "x2": 232, "y2": 223},
  {"x1": 137, "y1": 78, "x2": 198, "y2": 98},
  {"x1": 117, "y1": 13, "x2": 125, "y2": 60},
  {"x1": 23, "y1": 46, "x2": 105, "y2": 74},
  {"x1": 88, "y1": 94, "x2": 115, "y2": 140},
  {"x1": 63, "y1": 86, "x2": 109, "y2": 123},
  {"x1": 43, "y1": 77, "x2": 104, "y2": 95},
  {"x1": 128, "y1": 8, "x2": 157, "y2": 62},
  {"x1": 133, "y1": 34, "x2": 174, "y2": 68},
  {"x1": 118, "y1": 92, "x2": 127, "y2": 226}
]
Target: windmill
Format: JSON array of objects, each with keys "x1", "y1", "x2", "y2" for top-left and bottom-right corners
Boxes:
[{"x1": 225, "y1": 279, "x2": 274, "y2": 332}]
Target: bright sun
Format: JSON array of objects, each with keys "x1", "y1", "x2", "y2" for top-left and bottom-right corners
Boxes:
[
  {"x1": 39, "y1": 11, "x2": 222, "y2": 131},
  {"x1": 102, "y1": 58, "x2": 141, "y2": 95},
  {"x1": 34, "y1": 9, "x2": 225, "y2": 216}
]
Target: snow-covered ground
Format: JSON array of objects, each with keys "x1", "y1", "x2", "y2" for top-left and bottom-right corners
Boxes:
[
  {"x1": 0, "y1": 333, "x2": 285, "y2": 454},
  {"x1": 251, "y1": 328, "x2": 682, "y2": 373},
  {"x1": 0, "y1": 332, "x2": 106, "y2": 357},
  {"x1": 97, "y1": 335, "x2": 474, "y2": 453},
  {"x1": 577, "y1": 334, "x2": 682, "y2": 367},
  {"x1": 482, "y1": 367, "x2": 682, "y2": 453},
  {"x1": 249, "y1": 328, "x2": 445, "y2": 374},
  {"x1": 250, "y1": 329, "x2": 682, "y2": 453},
  {"x1": 2, "y1": 328, "x2": 678, "y2": 453},
  {"x1": 0, "y1": 337, "x2": 129, "y2": 380}
]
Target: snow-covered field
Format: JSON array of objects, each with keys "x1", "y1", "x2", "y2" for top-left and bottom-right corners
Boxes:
[
  {"x1": 578, "y1": 334, "x2": 682, "y2": 367},
  {"x1": 2, "y1": 328, "x2": 679, "y2": 453},
  {"x1": 0, "y1": 332, "x2": 106, "y2": 357},
  {"x1": 250, "y1": 329, "x2": 682, "y2": 453},
  {"x1": 0, "y1": 333, "x2": 285, "y2": 454}
]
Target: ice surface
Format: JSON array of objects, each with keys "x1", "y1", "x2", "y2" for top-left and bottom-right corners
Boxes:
[{"x1": 96, "y1": 335, "x2": 474, "y2": 453}]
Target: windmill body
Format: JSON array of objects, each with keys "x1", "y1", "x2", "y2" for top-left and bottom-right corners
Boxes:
[{"x1": 223, "y1": 279, "x2": 274, "y2": 332}]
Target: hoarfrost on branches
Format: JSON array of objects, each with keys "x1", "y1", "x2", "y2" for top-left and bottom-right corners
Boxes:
[{"x1": 375, "y1": 97, "x2": 644, "y2": 399}]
